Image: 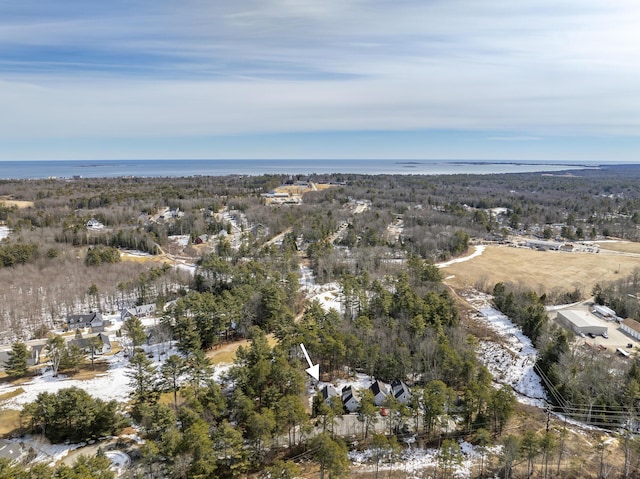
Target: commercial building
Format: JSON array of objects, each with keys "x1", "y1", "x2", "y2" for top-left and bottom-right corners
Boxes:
[
  {"x1": 556, "y1": 309, "x2": 608, "y2": 337},
  {"x1": 621, "y1": 318, "x2": 640, "y2": 341}
]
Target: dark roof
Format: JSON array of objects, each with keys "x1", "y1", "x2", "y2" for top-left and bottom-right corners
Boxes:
[
  {"x1": 67, "y1": 311, "x2": 103, "y2": 325},
  {"x1": 370, "y1": 380, "x2": 389, "y2": 396},
  {"x1": 391, "y1": 380, "x2": 411, "y2": 399},
  {"x1": 321, "y1": 384, "x2": 339, "y2": 400}
]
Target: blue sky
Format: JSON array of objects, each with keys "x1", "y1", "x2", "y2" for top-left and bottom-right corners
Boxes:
[{"x1": 1, "y1": 0, "x2": 640, "y2": 161}]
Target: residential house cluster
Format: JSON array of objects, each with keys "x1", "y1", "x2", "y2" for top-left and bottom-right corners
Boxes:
[{"x1": 320, "y1": 379, "x2": 412, "y2": 413}]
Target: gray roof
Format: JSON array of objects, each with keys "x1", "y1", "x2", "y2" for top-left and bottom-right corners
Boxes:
[{"x1": 0, "y1": 439, "x2": 22, "y2": 461}]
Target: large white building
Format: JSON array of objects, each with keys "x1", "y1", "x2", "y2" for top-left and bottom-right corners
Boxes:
[
  {"x1": 621, "y1": 318, "x2": 640, "y2": 340},
  {"x1": 556, "y1": 309, "x2": 608, "y2": 337}
]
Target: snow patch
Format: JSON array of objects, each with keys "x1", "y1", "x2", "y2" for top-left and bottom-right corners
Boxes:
[{"x1": 437, "y1": 245, "x2": 485, "y2": 268}]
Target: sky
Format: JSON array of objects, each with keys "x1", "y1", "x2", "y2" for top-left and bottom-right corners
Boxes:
[{"x1": 1, "y1": 0, "x2": 640, "y2": 161}]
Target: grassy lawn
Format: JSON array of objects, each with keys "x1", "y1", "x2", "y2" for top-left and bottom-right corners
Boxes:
[
  {"x1": 0, "y1": 387, "x2": 24, "y2": 403},
  {"x1": 0, "y1": 409, "x2": 21, "y2": 436}
]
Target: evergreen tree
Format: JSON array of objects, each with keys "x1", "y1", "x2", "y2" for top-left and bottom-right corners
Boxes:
[
  {"x1": 160, "y1": 354, "x2": 186, "y2": 409},
  {"x1": 127, "y1": 350, "x2": 158, "y2": 406},
  {"x1": 4, "y1": 341, "x2": 29, "y2": 377},
  {"x1": 310, "y1": 433, "x2": 350, "y2": 479}
]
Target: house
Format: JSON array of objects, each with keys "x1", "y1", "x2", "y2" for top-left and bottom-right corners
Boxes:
[
  {"x1": 341, "y1": 385, "x2": 361, "y2": 413},
  {"x1": 121, "y1": 304, "x2": 157, "y2": 321},
  {"x1": 320, "y1": 384, "x2": 340, "y2": 406},
  {"x1": 369, "y1": 380, "x2": 391, "y2": 406},
  {"x1": 86, "y1": 218, "x2": 104, "y2": 230},
  {"x1": 391, "y1": 380, "x2": 412, "y2": 404},
  {"x1": 68, "y1": 333, "x2": 112, "y2": 355},
  {"x1": 0, "y1": 344, "x2": 44, "y2": 372},
  {"x1": 66, "y1": 312, "x2": 107, "y2": 332}
]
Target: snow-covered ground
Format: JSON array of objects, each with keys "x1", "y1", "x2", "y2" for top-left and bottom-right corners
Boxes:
[
  {"x1": 306, "y1": 281, "x2": 343, "y2": 314},
  {"x1": 464, "y1": 290, "x2": 548, "y2": 407},
  {"x1": 0, "y1": 352, "x2": 132, "y2": 409},
  {"x1": 350, "y1": 440, "x2": 503, "y2": 479}
]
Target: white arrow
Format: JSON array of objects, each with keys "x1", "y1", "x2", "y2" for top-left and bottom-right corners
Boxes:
[{"x1": 299, "y1": 343, "x2": 319, "y2": 381}]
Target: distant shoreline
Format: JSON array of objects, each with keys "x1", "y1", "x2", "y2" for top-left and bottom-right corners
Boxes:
[{"x1": 0, "y1": 158, "x2": 618, "y2": 180}]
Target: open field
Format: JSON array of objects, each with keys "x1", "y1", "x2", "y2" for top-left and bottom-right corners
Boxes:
[
  {"x1": 205, "y1": 334, "x2": 277, "y2": 365},
  {"x1": 443, "y1": 244, "x2": 640, "y2": 295},
  {"x1": 0, "y1": 197, "x2": 34, "y2": 209},
  {"x1": 598, "y1": 241, "x2": 640, "y2": 254}
]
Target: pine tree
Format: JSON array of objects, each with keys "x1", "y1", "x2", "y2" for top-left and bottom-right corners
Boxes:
[
  {"x1": 4, "y1": 341, "x2": 29, "y2": 377},
  {"x1": 127, "y1": 350, "x2": 158, "y2": 405}
]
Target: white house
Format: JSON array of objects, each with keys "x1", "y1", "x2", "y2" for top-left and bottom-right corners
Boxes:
[
  {"x1": 320, "y1": 384, "x2": 340, "y2": 406},
  {"x1": 369, "y1": 380, "x2": 391, "y2": 406},
  {"x1": 341, "y1": 385, "x2": 360, "y2": 413},
  {"x1": 391, "y1": 380, "x2": 412, "y2": 404},
  {"x1": 621, "y1": 318, "x2": 640, "y2": 341}
]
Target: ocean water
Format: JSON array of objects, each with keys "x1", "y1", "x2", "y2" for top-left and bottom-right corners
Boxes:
[{"x1": 0, "y1": 159, "x2": 599, "y2": 180}]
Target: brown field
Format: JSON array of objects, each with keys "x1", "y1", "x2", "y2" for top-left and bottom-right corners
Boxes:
[
  {"x1": 0, "y1": 198, "x2": 34, "y2": 209},
  {"x1": 598, "y1": 240, "x2": 640, "y2": 254},
  {"x1": 443, "y1": 244, "x2": 640, "y2": 295},
  {"x1": 0, "y1": 409, "x2": 21, "y2": 436},
  {"x1": 206, "y1": 334, "x2": 277, "y2": 364}
]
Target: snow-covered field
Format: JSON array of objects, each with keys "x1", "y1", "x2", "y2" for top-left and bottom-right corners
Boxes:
[{"x1": 0, "y1": 352, "x2": 132, "y2": 409}]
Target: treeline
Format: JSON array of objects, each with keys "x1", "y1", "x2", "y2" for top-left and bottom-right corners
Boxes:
[
  {"x1": 85, "y1": 245, "x2": 121, "y2": 265},
  {"x1": 592, "y1": 269, "x2": 640, "y2": 320},
  {"x1": 0, "y1": 242, "x2": 38, "y2": 267},
  {"x1": 493, "y1": 282, "x2": 548, "y2": 346},
  {"x1": 55, "y1": 227, "x2": 160, "y2": 254}
]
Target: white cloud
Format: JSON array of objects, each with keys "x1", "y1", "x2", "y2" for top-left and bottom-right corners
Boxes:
[{"x1": 0, "y1": 0, "x2": 639, "y2": 153}]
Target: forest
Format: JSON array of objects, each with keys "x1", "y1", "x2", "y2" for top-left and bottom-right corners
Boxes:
[{"x1": 2, "y1": 165, "x2": 640, "y2": 477}]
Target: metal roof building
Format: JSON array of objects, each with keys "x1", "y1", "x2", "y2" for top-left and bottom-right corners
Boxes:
[{"x1": 556, "y1": 309, "x2": 608, "y2": 337}]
